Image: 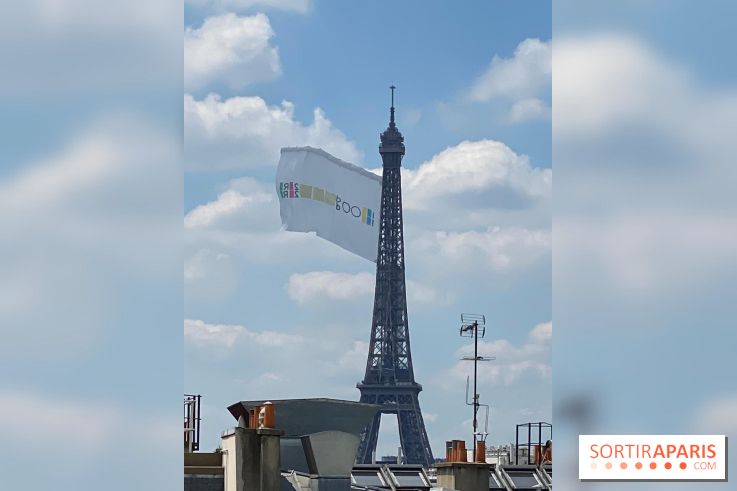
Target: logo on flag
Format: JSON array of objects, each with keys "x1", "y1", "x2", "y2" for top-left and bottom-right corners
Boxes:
[
  {"x1": 279, "y1": 181, "x2": 375, "y2": 227},
  {"x1": 276, "y1": 147, "x2": 382, "y2": 262}
]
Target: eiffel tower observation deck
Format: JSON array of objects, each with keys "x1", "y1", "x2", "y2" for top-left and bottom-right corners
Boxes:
[{"x1": 356, "y1": 87, "x2": 434, "y2": 467}]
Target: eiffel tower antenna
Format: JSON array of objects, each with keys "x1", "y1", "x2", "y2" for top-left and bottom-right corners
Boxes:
[{"x1": 390, "y1": 85, "x2": 396, "y2": 125}]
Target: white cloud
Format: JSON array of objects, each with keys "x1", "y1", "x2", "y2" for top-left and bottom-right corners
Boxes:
[
  {"x1": 184, "y1": 13, "x2": 280, "y2": 92},
  {"x1": 11, "y1": 0, "x2": 172, "y2": 32},
  {"x1": 555, "y1": 33, "x2": 737, "y2": 298},
  {"x1": 184, "y1": 93, "x2": 361, "y2": 171},
  {"x1": 184, "y1": 248, "x2": 239, "y2": 303},
  {"x1": 528, "y1": 320, "x2": 552, "y2": 345},
  {"x1": 414, "y1": 227, "x2": 550, "y2": 272},
  {"x1": 0, "y1": 390, "x2": 172, "y2": 455},
  {"x1": 556, "y1": 33, "x2": 737, "y2": 152},
  {"x1": 0, "y1": 117, "x2": 174, "y2": 215},
  {"x1": 285, "y1": 271, "x2": 439, "y2": 306},
  {"x1": 184, "y1": 318, "x2": 243, "y2": 348},
  {"x1": 508, "y1": 98, "x2": 550, "y2": 123},
  {"x1": 555, "y1": 33, "x2": 737, "y2": 163},
  {"x1": 185, "y1": 0, "x2": 310, "y2": 14},
  {"x1": 397, "y1": 140, "x2": 551, "y2": 276},
  {"x1": 1, "y1": 130, "x2": 119, "y2": 209},
  {"x1": 183, "y1": 179, "x2": 362, "y2": 273},
  {"x1": 451, "y1": 321, "x2": 552, "y2": 386},
  {"x1": 186, "y1": 190, "x2": 252, "y2": 227},
  {"x1": 185, "y1": 249, "x2": 232, "y2": 283},
  {"x1": 467, "y1": 38, "x2": 551, "y2": 122},
  {"x1": 403, "y1": 108, "x2": 423, "y2": 127},
  {"x1": 184, "y1": 318, "x2": 303, "y2": 349},
  {"x1": 407, "y1": 280, "x2": 440, "y2": 305},
  {"x1": 1, "y1": 2, "x2": 178, "y2": 95},
  {"x1": 286, "y1": 271, "x2": 374, "y2": 304},
  {"x1": 186, "y1": 225, "x2": 344, "y2": 267},
  {"x1": 338, "y1": 340, "x2": 369, "y2": 372},
  {"x1": 0, "y1": 390, "x2": 119, "y2": 451},
  {"x1": 469, "y1": 38, "x2": 551, "y2": 102},
  {"x1": 0, "y1": 116, "x2": 179, "y2": 361},
  {"x1": 402, "y1": 139, "x2": 551, "y2": 211},
  {"x1": 557, "y1": 213, "x2": 737, "y2": 297},
  {"x1": 554, "y1": 34, "x2": 681, "y2": 138},
  {"x1": 185, "y1": 178, "x2": 275, "y2": 230}
]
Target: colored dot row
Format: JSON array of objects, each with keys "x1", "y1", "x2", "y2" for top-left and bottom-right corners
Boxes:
[{"x1": 591, "y1": 462, "x2": 688, "y2": 470}]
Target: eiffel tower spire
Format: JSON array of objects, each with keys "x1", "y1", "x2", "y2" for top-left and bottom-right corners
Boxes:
[{"x1": 356, "y1": 87, "x2": 434, "y2": 467}]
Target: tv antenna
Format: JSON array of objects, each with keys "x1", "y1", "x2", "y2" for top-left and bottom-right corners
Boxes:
[
  {"x1": 460, "y1": 313, "x2": 495, "y2": 461},
  {"x1": 466, "y1": 376, "x2": 490, "y2": 441}
]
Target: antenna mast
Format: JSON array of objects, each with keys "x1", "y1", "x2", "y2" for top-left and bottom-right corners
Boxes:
[{"x1": 460, "y1": 313, "x2": 495, "y2": 461}]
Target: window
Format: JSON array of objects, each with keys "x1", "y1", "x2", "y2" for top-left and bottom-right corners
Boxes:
[
  {"x1": 489, "y1": 473, "x2": 505, "y2": 490},
  {"x1": 352, "y1": 471, "x2": 384, "y2": 488},
  {"x1": 505, "y1": 470, "x2": 544, "y2": 489},
  {"x1": 391, "y1": 470, "x2": 428, "y2": 488}
]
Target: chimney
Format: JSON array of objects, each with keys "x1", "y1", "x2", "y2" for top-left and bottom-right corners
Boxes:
[
  {"x1": 434, "y1": 462, "x2": 491, "y2": 491},
  {"x1": 435, "y1": 439, "x2": 489, "y2": 491},
  {"x1": 222, "y1": 402, "x2": 283, "y2": 491}
]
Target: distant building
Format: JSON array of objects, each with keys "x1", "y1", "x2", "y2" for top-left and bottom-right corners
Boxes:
[{"x1": 483, "y1": 444, "x2": 530, "y2": 466}]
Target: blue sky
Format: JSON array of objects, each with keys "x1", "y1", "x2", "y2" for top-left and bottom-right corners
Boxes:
[
  {"x1": 0, "y1": 2, "x2": 182, "y2": 489},
  {"x1": 554, "y1": 1, "x2": 737, "y2": 489},
  {"x1": 184, "y1": 0, "x2": 551, "y2": 456},
  {"x1": 184, "y1": 0, "x2": 551, "y2": 208}
]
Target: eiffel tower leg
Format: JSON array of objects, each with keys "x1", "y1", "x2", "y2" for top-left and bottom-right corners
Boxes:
[
  {"x1": 356, "y1": 410, "x2": 382, "y2": 464},
  {"x1": 397, "y1": 403, "x2": 433, "y2": 467}
]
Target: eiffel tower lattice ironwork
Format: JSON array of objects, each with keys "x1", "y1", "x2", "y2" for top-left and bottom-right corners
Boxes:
[{"x1": 356, "y1": 87, "x2": 434, "y2": 467}]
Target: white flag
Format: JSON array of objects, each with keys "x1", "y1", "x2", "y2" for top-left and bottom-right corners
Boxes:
[{"x1": 276, "y1": 147, "x2": 381, "y2": 262}]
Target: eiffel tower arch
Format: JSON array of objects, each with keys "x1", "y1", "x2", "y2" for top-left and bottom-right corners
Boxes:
[{"x1": 356, "y1": 88, "x2": 434, "y2": 467}]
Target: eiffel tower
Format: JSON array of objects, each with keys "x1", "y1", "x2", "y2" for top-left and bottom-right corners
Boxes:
[{"x1": 356, "y1": 87, "x2": 434, "y2": 467}]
